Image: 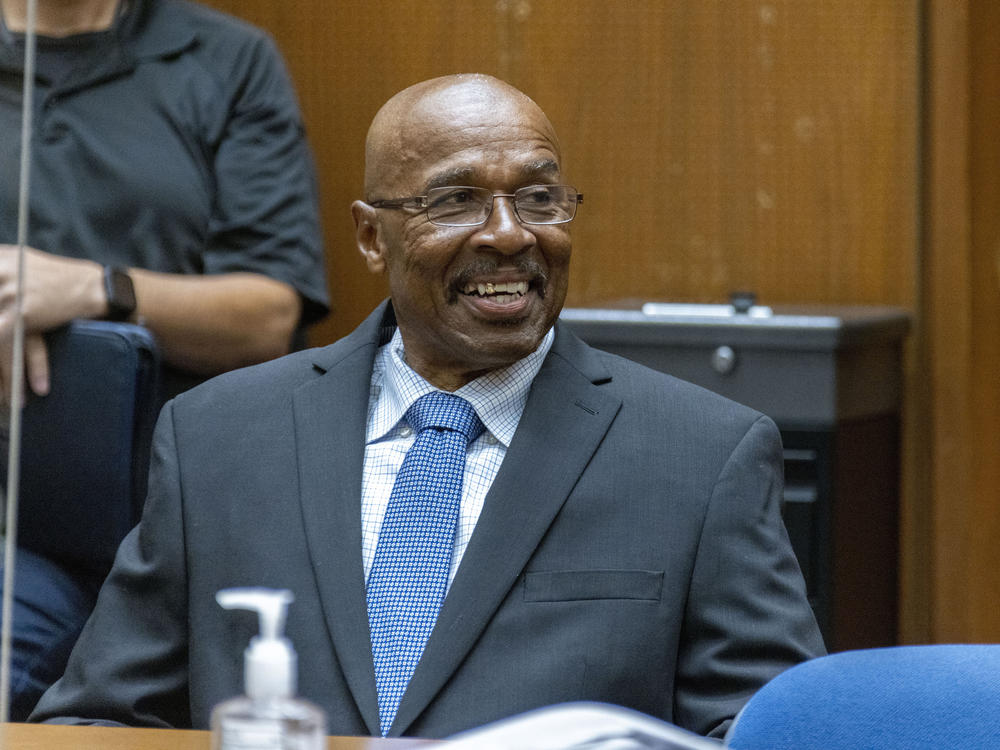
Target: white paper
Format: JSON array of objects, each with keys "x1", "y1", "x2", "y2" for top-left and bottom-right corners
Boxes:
[{"x1": 444, "y1": 702, "x2": 722, "y2": 750}]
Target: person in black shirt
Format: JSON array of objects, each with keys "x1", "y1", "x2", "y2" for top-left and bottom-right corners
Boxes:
[{"x1": 0, "y1": 0, "x2": 329, "y2": 719}]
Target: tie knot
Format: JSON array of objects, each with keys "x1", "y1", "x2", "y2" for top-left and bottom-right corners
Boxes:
[{"x1": 405, "y1": 392, "x2": 484, "y2": 443}]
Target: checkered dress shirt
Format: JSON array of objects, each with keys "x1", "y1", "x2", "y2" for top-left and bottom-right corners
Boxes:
[{"x1": 361, "y1": 326, "x2": 554, "y2": 589}]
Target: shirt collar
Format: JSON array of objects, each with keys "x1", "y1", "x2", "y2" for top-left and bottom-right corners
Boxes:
[
  {"x1": 1, "y1": 0, "x2": 196, "y2": 81},
  {"x1": 367, "y1": 326, "x2": 555, "y2": 448}
]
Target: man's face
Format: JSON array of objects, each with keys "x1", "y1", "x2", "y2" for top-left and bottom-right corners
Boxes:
[{"x1": 360, "y1": 87, "x2": 572, "y2": 389}]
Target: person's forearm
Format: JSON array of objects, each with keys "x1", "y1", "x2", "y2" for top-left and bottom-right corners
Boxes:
[
  {"x1": 129, "y1": 269, "x2": 302, "y2": 375},
  {"x1": 1, "y1": 246, "x2": 305, "y2": 395}
]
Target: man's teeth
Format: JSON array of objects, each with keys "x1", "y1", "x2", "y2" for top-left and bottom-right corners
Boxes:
[{"x1": 464, "y1": 281, "x2": 529, "y2": 297}]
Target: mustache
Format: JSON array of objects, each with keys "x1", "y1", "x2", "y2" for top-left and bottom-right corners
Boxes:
[{"x1": 449, "y1": 258, "x2": 549, "y2": 303}]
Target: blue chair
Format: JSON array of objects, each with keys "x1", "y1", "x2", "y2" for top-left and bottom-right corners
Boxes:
[
  {"x1": 1, "y1": 320, "x2": 162, "y2": 719},
  {"x1": 725, "y1": 645, "x2": 1000, "y2": 750}
]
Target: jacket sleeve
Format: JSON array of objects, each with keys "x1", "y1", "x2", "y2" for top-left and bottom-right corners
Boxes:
[
  {"x1": 29, "y1": 401, "x2": 192, "y2": 727},
  {"x1": 673, "y1": 415, "x2": 827, "y2": 738}
]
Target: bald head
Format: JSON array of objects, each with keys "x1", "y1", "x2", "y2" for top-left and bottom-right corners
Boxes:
[
  {"x1": 351, "y1": 74, "x2": 574, "y2": 391},
  {"x1": 363, "y1": 74, "x2": 561, "y2": 198}
]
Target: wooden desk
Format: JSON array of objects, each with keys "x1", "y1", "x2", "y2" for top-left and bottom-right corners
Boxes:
[{"x1": 0, "y1": 722, "x2": 430, "y2": 749}]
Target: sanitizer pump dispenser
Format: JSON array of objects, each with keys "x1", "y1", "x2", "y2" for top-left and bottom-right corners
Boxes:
[{"x1": 211, "y1": 588, "x2": 326, "y2": 750}]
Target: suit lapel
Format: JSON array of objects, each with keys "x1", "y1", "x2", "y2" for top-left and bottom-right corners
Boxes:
[
  {"x1": 391, "y1": 327, "x2": 621, "y2": 735},
  {"x1": 293, "y1": 302, "x2": 394, "y2": 736}
]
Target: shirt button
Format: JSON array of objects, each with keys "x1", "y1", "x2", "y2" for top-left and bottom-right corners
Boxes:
[
  {"x1": 399, "y1": 426, "x2": 412, "y2": 438},
  {"x1": 484, "y1": 433, "x2": 498, "y2": 446}
]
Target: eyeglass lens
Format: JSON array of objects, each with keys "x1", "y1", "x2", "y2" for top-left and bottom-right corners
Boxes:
[{"x1": 426, "y1": 185, "x2": 578, "y2": 226}]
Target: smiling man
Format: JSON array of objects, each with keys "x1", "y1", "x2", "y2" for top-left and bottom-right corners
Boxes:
[
  {"x1": 353, "y1": 77, "x2": 573, "y2": 388},
  {"x1": 30, "y1": 75, "x2": 824, "y2": 739}
]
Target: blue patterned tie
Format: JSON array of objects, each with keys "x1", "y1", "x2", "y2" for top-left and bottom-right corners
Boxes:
[{"x1": 366, "y1": 391, "x2": 485, "y2": 735}]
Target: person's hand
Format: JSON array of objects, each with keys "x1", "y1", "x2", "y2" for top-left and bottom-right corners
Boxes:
[
  {"x1": 0, "y1": 322, "x2": 52, "y2": 409},
  {"x1": 0, "y1": 245, "x2": 105, "y2": 404},
  {"x1": 0, "y1": 332, "x2": 51, "y2": 407}
]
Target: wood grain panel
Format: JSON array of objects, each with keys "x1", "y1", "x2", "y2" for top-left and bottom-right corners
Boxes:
[
  {"x1": 509, "y1": 2, "x2": 918, "y2": 312},
  {"x1": 0, "y1": 722, "x2": 422, "y2": 749},
  {"x1": 205, "y1": 0, "x2": 919, "y2": 337},
  {"x1": 924, "y1": 0, "x2": 1000, "y2": 641},
  {"x1": 966, "y1": 0, "x2": 1000, "y2": 638},
  {"x1": 924, "y1": 0, "x2": 972, "y2": 641}
]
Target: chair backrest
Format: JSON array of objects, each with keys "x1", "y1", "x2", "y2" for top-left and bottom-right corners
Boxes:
[
  {"x1": 2, "y1": 320, "x2": 162, "y2": 577},
  {"x1": 725, "y1": 645, "x2": 1000, "y2": 750}
]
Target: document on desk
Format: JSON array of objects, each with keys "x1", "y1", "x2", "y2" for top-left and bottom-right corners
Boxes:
[{"x1": 445, "y1": 702, "x2": 721, "y2": 750}]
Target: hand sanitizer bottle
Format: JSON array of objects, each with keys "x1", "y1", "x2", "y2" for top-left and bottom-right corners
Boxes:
[{"x1": 211, "y1": 588, "x2": 326, "y2": 750}]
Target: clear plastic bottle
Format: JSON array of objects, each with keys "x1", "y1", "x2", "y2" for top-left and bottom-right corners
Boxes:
[{"x1": 210, "y1": 588, "x2": 326, "y2": 750}]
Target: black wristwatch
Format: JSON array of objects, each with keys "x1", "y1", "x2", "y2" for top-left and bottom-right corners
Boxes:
[{"x1": 103, "y1": 266, "x2": 137, "y2": 321}]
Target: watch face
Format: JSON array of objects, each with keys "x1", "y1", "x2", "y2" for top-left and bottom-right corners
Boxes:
[{"x1": 106, "y1": 267, "x2": 136, "y2": 320}]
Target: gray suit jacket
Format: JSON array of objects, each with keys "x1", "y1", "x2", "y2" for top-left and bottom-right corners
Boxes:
[{"x1": 32, "y1": 301, "x2": 824, "y2": 738}]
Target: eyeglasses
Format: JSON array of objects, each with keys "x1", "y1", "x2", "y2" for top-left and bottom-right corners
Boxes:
[{"x1": 368, "y1": 184, "x2": 583, "y2": 227}]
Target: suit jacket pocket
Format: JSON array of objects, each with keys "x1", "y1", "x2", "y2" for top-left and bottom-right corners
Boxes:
[{"x1": 523, "y1": 569, "x2": 664, "y2": 602}]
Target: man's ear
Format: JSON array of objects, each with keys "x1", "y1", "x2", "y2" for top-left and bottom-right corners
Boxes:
[{"x1": 352, "y1": 200, "x2": 387, "y2": 274}]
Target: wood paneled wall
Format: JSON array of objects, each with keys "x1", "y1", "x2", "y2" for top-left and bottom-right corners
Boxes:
[
  {"x1": 922, "y1": 0, "x2": 1000, "y2": 642},
  {"x1": 205, "y1": 0, "x2": 918, "y2": 335},
  {"x1": 202, "y1": 0, "x2": 999, "y2": 644}
]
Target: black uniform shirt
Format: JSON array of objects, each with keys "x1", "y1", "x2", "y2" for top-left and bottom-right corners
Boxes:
[{"x1": 0, "y1": 0, "x2": 330, "y2": 395}]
